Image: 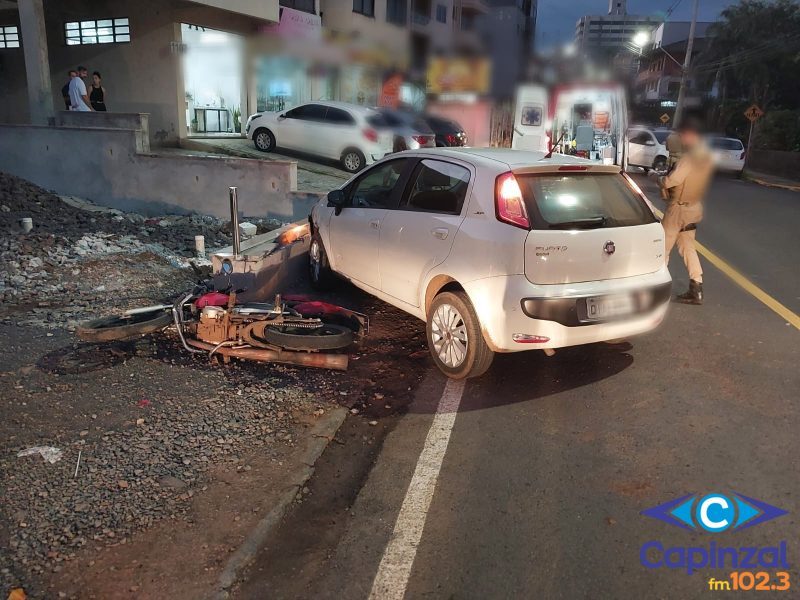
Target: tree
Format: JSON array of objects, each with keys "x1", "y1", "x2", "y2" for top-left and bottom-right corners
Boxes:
[{"x1": 698, "y1": 0, "x2": 800, "y2": 132}]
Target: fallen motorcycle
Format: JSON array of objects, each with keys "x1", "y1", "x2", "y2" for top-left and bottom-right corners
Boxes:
[{"x1": 76, "y1": 282, "x2": 366, "y2": 370}]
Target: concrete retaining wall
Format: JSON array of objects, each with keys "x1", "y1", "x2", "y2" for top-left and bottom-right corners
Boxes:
[
  {"x1": 0, "y1": 124, "x2": 299, "y2": 219},
  {"x1": 748, "y1": 150, "x2": 800, "y2": 181}
]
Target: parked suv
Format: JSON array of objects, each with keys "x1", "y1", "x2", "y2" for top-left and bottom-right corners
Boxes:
[
  {"x1": 626, "y1": 127, "x2": 669, "y2": 173},
  {"x1": 309, "y1": 148, "x2": 671, "y2": 378},
  {"x1": 245, "y1": 101, "x2": 393, "y2": 173}
]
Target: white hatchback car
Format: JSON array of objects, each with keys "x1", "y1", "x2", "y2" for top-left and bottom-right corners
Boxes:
[
  {"x1": 245, "y1": 101, "x2": 394, "y2": 173},
  {"x1": 309, "y1": 148, "x2": 672, "y2": 378},
  {"x1": 708, "y1": 136, "x2": 745, "y2": 174}
]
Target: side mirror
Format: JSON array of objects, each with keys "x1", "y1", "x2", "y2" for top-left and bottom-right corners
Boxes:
[
  {"x1": 645, "y1": 139, "x2": 656, "y2": 146},
  {"x1": 277, "y1": 114, "x2": 286, "y2": 121},
  {"x1": 327, "y1": 189, "x2": 345, "y2": 215}
]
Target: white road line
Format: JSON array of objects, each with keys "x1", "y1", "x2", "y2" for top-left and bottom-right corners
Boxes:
[{"x1": 368, "y1": 378, "x2": 466, "y2": 600}]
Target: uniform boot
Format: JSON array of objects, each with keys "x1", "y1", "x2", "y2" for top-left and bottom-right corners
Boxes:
[{"x1": 676, "y1": 280, "x2": 703, "y2": 305}]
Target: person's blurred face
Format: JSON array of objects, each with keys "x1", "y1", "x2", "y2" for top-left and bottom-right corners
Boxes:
[
  {"x1": 69, "y1": 70, "x2": 77, "y2": 78},
  {"x1": 680, "y1": 129, "x2": 700, "y2": 147},
  {"x1": 92, "y1": 74, "x2": 101, "y2": 86},
  {"x1": 79, "y1": 69, "x2": 88, "y2": 78}
]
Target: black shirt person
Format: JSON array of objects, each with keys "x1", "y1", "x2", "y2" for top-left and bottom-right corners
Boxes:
[{"x1": 89, "y1": 71, "x2": 107, "y2": 112}]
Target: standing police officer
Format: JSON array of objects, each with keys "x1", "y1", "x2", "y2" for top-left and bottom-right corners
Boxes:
[{"x1": 658, "y1": 115, "x2": 714, "y2": 305}]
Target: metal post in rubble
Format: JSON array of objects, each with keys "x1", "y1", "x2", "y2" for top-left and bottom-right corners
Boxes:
[{"x1": 229, "y1": 186, "x2": 240, "y2": 257}]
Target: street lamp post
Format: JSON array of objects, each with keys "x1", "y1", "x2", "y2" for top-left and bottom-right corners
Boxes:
[{"x1": 674, "y1": 0, "x2": 700, "y2": 127}]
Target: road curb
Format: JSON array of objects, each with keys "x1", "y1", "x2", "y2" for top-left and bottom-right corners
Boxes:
[
  {"x1": 213, "y1": 406, "x2": 348, "y2": 598},
  {"x1": 743, "y1": 173, "x2": 800, "y2": 192}
]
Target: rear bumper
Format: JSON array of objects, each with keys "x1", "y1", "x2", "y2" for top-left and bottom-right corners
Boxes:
[{"x1": 462, "y1": 268, "x2": 672, "y2": 352}]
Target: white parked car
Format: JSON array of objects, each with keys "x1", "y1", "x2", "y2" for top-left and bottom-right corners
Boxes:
[
  {"x1": 245, "y1": 101, "x2": 394, "y2": 173},
  {"x1": 309, "y1": 148, "x2": 672, "y2": 378},
  {"x1": 626, "y1": 127, "x2": 669, "y2": 173},
  {"x1": 708, "y1": 136, "x2": 745, "y2": 174}
]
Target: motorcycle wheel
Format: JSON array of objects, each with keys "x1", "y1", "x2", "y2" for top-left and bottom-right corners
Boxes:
[{"x1": 76, "y1": 309, "x2": 173, "y2": 343}]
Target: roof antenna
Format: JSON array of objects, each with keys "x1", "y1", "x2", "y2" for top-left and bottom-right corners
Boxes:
[{"x1": 543, "y1": 130, "x2": 567, "y2": 159}]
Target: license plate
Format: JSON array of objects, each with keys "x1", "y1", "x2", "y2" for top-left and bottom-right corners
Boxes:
[{"x1": 585, "y1": 294, "x2": 634, "y2": 321}]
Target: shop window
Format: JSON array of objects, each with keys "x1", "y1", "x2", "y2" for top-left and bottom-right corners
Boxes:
[
  {"x1": 65, "y1": 18, "x2": 130, "y2": 45},
  {"x1": 353, "y1": 0, "x2": 375, "y2": 17},
  {"x1": 386, "y1": 0, "x2": 408, "y2": 26},
  {"x1": 436, "y1": 4, "x2": 447, "y2": 23},
  {"x1": 0, "y1": 25, "x2": 19, "y2": 48},
  {"x1": 279, "y1": 0, "x2": 316, "y2": 14}
]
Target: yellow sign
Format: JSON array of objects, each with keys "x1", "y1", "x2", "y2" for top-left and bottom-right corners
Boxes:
[
  {"x1": 744, "y1": 104, "x2": 764, "y2": 122},
  {"x1": 426, "y1": 57, "x2": 490, "y2": 95},
  {"x1": 660, "y1": 113, "x2": 671, "y2": 124}
]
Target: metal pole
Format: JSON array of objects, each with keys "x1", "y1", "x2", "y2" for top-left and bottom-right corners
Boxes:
[
  {"x1": 229, "y1": 186, "x2": 240, "y2": 257},
  {"x1": 745, "y1": 118, "x2": 755, "y2": 168},
  {"x1": 674, "y1": 0, "x2": 699, "y2": 128}
]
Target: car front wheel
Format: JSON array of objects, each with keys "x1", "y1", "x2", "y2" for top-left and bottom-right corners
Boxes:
[
  {"x1": 309, "y1": 233, "x2": 336, "y2": 290},
  {"x1": 254, "y1": 128, "x2": 275, "y2": 152},
  {"x1": 426, "y1": 291, "x2": 494, "y2": 379}
]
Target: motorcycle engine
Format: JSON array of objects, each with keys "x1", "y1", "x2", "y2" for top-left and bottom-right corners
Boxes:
[{"x1": 196, "y1": 305, "x2": 228, "y2": 344}]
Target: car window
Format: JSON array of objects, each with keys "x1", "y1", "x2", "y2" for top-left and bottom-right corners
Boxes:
[
  {"x1": 403, "y1": 160, "x2": 470, "y2": 215},
  {"x1": 325, "y1": 107, "x2": 355, "y2": 125},
  {"x1": 711, "y1": 138, "x2": 744, "y2": 150},
  {"x1": 629, "y1": 130, "x2": 652, "y2": 145},
  {"x1": 349, "y1": 159, "x2": 408, "y2": 209},
  {"x1": 366, "y1": 113, "x2": 390, "y2": 128},
  {"x1": 518, "y1": 173, "x2": 657, "y2": 229},
  {"x1": 286, "y1": 104, "x2": 327, "y2": 121},
  {"x1": 380, "y1": 112, "x2": 403, "y2": 127},
  {"x1": 654, "y1": 130, "x2": 670, "y2": 144}
]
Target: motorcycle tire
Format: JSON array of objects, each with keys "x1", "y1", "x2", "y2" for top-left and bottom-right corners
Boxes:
[
  {"x1": 76, "y1": 309, "x2": 173, "y2": 343},
  {"x1": 260, "y1": 324, "x2": 354, "y2": 352}
]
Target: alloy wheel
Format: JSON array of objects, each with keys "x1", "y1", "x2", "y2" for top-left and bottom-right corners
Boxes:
[
  {"x1": 430, "y1": 303, "x2": 468, "y2": 368},
  {"x1": 309, "y1": 239, "x2": 321, "y2": 282},
  {"x1": 256, "y1": 131, "x2": 272, "y2": 151},
  {"x1": 344, "y1": 152, "x2": 361, "y2": 172}
]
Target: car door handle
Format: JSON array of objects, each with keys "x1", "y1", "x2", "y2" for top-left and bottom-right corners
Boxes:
[
  {"x1": 431, "y1": 228, "x2": 449, "y2": 240},
  {"x1": 369, "y1": 220, "x2": 380, "y2": 229}
]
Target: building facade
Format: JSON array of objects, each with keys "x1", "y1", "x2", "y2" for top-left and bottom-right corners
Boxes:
[
  {"x1": 482, "y1": 0, "x2": 537, "y2": 98},
  {"x1": 633, "y1": 21, "x2": 713, "y2": 108},
  {"x1": 574, "y1": 0, "x2": 659, "y2": 66}
]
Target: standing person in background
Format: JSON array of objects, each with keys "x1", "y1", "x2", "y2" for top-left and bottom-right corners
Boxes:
[
  {"x1": 90, "y1": 71, "x2": 107, "y2": 112},
  {"x1": 68, "y1": 66, "x2": 93, "y2": 112},
  {"x1": 658, "y1": 114, "x2": 715, "y2": 305},
  {"x1": 61, "y1": 70, "x2": 77, "y2": 110}
]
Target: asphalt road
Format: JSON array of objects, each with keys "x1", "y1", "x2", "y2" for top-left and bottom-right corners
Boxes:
[{"x1": 234, "y1": 175, "x2": 800, "y2": 600}]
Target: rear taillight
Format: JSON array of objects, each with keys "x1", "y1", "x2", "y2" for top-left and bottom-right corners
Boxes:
[
  {"x1": 495, "y1": 172, "x2": 530, "y2": 229},
  {"x1": 412, "y1": 135, "x2": 431, "y2": 145},
  {"x1": 363, "y1": 128, "x2": 378, "y2": 143},
  {"x1": 445, "y1": 133, "x2": 458, "y2": 145},
  {"x1": 740, "y1": 151, "x2": 746, "y2": 160}
]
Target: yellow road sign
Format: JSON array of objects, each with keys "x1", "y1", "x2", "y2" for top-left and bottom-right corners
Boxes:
[
  {"x1": 659, "y1": 113, "x2": 671, "y2": 124},
  {"x1": 744, "y1": 104, "x2": 764, "y2": 122}
]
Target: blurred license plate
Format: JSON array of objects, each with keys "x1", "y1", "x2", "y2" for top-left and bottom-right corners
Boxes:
[{"x1": 585, "y1": 294, "x2": 634, "y2": 321}]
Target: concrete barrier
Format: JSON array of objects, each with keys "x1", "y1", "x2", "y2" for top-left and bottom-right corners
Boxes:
[
  {"x1": 0, "y1": 124, "x2": 299, "y2": 219},
  {"x1": 55, "y1": 111, "x2": 151, "y2": 152}
]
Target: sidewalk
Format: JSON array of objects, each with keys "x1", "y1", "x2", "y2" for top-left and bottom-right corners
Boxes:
[
  {"x1": 743, "y1": 169, "x2": 800, "y2": 192},
  {"x1": 177, "y1": 138, "x2": 349, "y2": 194}
]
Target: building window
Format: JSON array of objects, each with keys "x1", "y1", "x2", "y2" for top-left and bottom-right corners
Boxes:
[
  {"x1": 279, "y1": 0, "x2": 316, "y2": 13},
  {"x1": 0, "y1": 25, "x2": 20, "y2": 48},
  {"x1": 65, "y1": 18, "x2": 130, "y2": 45},
  {"x1": 436, "y1": 4, "x2": 447, "y2": 23},
  {"x1": 353, "y1": 0, "x2": 375, "y2": 16},
  {"x1": 386, "y1": 0, "x2": 407, "y2": 25}
]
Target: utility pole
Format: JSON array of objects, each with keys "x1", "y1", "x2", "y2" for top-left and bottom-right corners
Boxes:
[{"x1": 673, "y1": 0, "x2": 699, "y2": 128}]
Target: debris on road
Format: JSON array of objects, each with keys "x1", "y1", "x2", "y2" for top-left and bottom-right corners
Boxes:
[{"x1": 16, "y1": 446, "x2": 63, "y2": 464}]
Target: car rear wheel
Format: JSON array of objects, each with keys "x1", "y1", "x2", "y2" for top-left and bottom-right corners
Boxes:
[
  {"x1": 254, "y1": 128, "x2": 275, "y2": 152},
  {"x1": 309, "y1": 233, "x2": 336, "y2": 290},
  {"x1": 341, "y1": 149, "x2": 365, "y2": 173},
  {"x1": 653, "y1": 156, "x2": 667, "y2": 173},
  {"x1": 426, "y1": 291, "x2": 494, "y2": 379}
]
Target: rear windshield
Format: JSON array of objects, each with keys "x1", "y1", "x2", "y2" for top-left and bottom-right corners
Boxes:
[
  {"x1": 518, "y1": 173, "x2": 657, "y2": 230},
  {"x1": 710, "y1": 138, "x2": 744, "y2": 150},
  {"x1": 366, "y1": 113, "x2": 390, "y2": 128}
]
